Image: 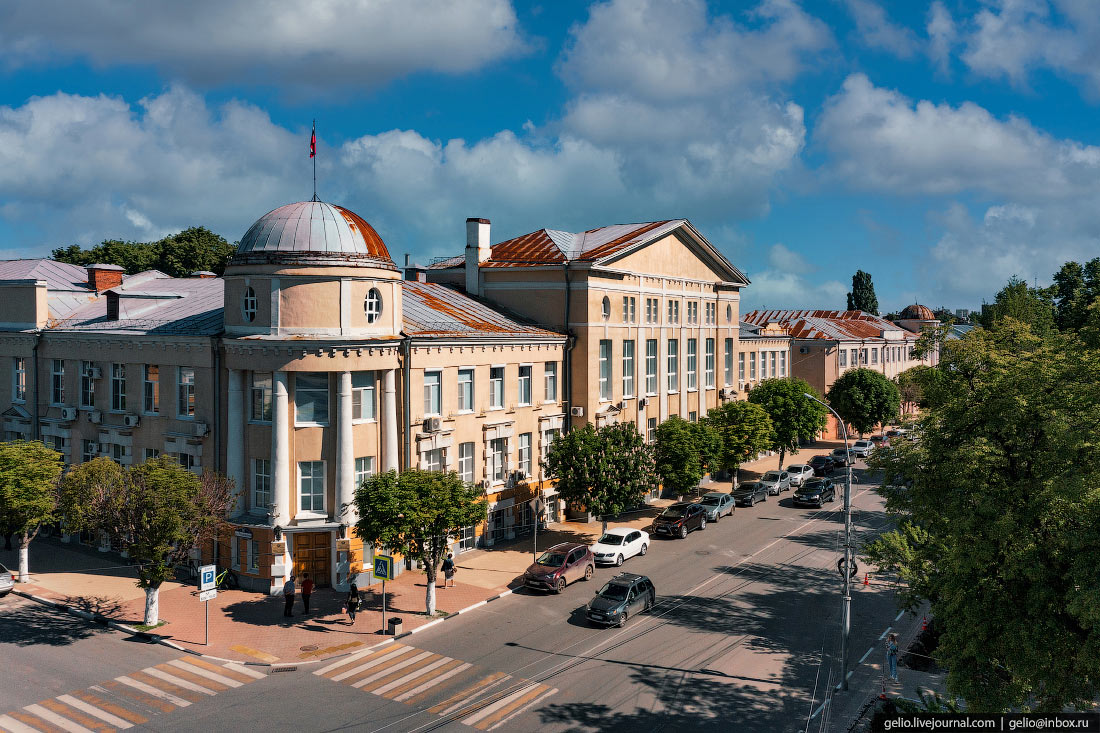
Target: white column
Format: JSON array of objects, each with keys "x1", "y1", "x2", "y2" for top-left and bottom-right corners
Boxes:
[
  {"x1": 337, "y1": 371, "x2": 356, "y2": 524},
  {"x1": 382, "y1": 368, "x2": 399, "y2": 472},
  {"x1": 226, "y1": 369, "x2": 245, "y2": 515},
  {"x1": 271, "y1": 371, "x2": 291, "y2": 527}
]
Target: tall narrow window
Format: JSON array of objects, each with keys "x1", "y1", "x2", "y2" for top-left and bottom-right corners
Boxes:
[
  {"x1": 294, "y1": 372, "x2": 328, "y2": 425},
  {"x1": 352, "y1": 371, "x2": 376, "y2": 421},
  {"x1": 645, "y1": 339, "x2": 658, "y2": 395},
  {"x1": 178, "y1": 367, "x2": 195, "y2": 417},
  {"x1": 622, "y1": 340, "x2": 635, "y2": 398},
  {"x1": 518, "y1": 433, "x2": 531, "y2": 477},
  {"x1": 749, "y1": 352, "x2": 757, "y2": 380},
  {"x1": 518, "y1": 365, "x2": 532, "y2": 406},
  {"x1": 458, "y1": 442, "x2": 475, "y2": 483},
  {"x1": 80, "y1": 361, "x2": 96, "y2": 408},
  {"x1": 489, "y1": 437, "x2": 507, "y2": 481},
  {"x1": 251, "y1": 371, "x2": 272, "y2": 421},
  {"x1": 543, "y1": 362, "x2": 557, "y2": 402},
  {"x1": 143, "y1": 365, "x2": 159, "y2": 413},
  {"x1": 12, "y1": 357, "x2": 26, "y2": 403},
  {"x1": 458, "y1": 368, "x2": 474, "y2": 412},
  {"x1": 490, "y1": 367, "x2": 504, "y2": 409},
  {"x1": 599, "y1": 340, "x2": 612, "y2": 401},
  {"x1": 686, "y1": 339, "x2": 697, "y2": 390},
  {"x1": 667, "y1": 339, "x2": 679, "y2": 391},
  {"x1": 622, "y1": 296, "x2": 636, "y2": 323},
  {"x1": 423, "y1": 371, "x2": 442, "y2": 416},
  {"x1": 779, "y1": 351, "x2": 787, "y2": 377},
  {"x1": 253, "y1": 459, "x2": 271, "y2": 513},
  {"x1": 705, "y1": 338, "x2": 715, "y2": 388},
  {"x1": 242, "y1": 286, "x2": 257, "y2": 322},
  {"x1": 871, "y1": 347, "x2": 878, "y2": 364},
  {"x1": 770, "y1": 351, "x2": 777, "y2": 378},
  {"x1": 298, "y1": 461, "x2": 325, "y2": 512},
  {"x1": 51, "y1": 359, "x2": 65, "y2": 405},
  {"x1": 839, "y1": 349, "x2": 848, "y2": 367},
  {"x1": 724, "y1": 338, "x2": 733, "y2": 386},
  {"x1": 82, "y1": 439, "x2": 97, "y2": 463},
  {"x1": 355, "y1": 456, "x2": 375, "y2": 486},
  {"x1": 111, "y1": 363, "x2": 126, "y2": 411},
  {"x1": 364, "y1": 288, "x2": 383, "y2": 323},
  {"x1": 739, "y1": 352, "x2": 745, "y2": 381},
  {"x1": 647, "y1": 418, "x2": 657, "y2": 444}
]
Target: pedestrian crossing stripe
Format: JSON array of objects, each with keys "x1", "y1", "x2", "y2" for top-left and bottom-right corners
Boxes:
[{"x1": 0, "y1": 657, "x2": 265, "y2": 733}]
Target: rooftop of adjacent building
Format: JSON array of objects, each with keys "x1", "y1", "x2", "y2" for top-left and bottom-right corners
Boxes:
[{"x1": 742, "y1": 309, "x2": 923, "y2": 341}]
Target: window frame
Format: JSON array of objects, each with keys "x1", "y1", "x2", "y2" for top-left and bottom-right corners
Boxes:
[
  {"x1": 352, "y1": 371, "x2": 376, "y2": 422},
  {"x1": 110, "y1": 363, "x2": 126, "y2": 412},
  {"x1": 423, "y1": 370, "x2": 442, "y2": 417},
  {"x1": 51, "y1": 359, "x2": 65, "y2": 406},
  {"x1": 297, "y1": 460, "x2": 326, "y2": 514},
  {"x1": 543, "y1": 362, "x2": 557, "y2": 403},
  {"x1": 739, "y1": 351, "x2": 746, "y2": 381},
  {"x1": 621, "y1": 339, "x2": 635, "y2": 398},
  {"x1": 12, "y1": 357, "x2": 26, "y2": 403},
  {"x1": 489, "y1": 366, "x2": 505, "y2": 410},
  {"x1": 518, "y1": 432, "x2": 531, "y2": 476},
  {"x1": 458, "y1": 442, "x2": 475, "y2": 483},
  {"x1": 598, "y1": 340, "x2": 612, "y2": 401},
  {"x1": 80, "y1": 361, "x2": 96, "y2": 409},
  {"x1": 253, "y1": 458, "x2": 271, "y2": 513},
  {"x1": 242, "y1": 286, "x2": 258, "y2": 322},
  {"x1": 354, "y1": 456, "x2": 375, "y2": 486},
  {"x1": 724, "y1": 338, "x2": 733, "y2": 386},
  {"x1": 364, "y1": 287, "x2": 383, "y2": 324},
  {"x1": 704, "y1": 338, "x2": 715, "y2": 388},
  {"x1": 517, "y1": 365, "x2": 532, "y2": 406},
  {"x1": 457, "y1": 368, "x2": 475, "y2": 413},
  {"x1": 250, "y1": 371, "x2": 273, "y2": 423},
  {"x1": 143, "y1": 364, "x2": 159, "y2": 414},
  {"x1": 177, "y1": 367, "x2": 196, "y2": 418},
  {"x1": 645, "y1": 339, "x2": 658, "y2": 396},
  {"x1": 686, "y1": 338, "x2": 697, "y2": 391},
  {"x1": 667, "y1": 338, "x2": 679, "y2": 392},
  {"x1": 294, "y1": 372, "x2": 330, "y2": 426}
]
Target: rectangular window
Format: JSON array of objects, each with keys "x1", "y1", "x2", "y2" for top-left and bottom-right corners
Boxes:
[
  {"x1": 622, "y1": 340, "x2": 635, "y2": 398},
  {"x1": 489, "y1": 437, "x2": 507, "y2": 482},
  {"x1": 599, "y1": 340, "x2": 612, "y2": 401},
  {"x1": 111, "y1": 443, "x2": 126, "y2": 466},
  {"x1": 490, "y1": 367, "x2": 504, "y2": 409},
  {"x1": 423, "y1": 371, "x2": 441, "y2": 416},
  {"x1": 839, "y1": 349, "x2": 847, "y2": 367},
  {"x1": 706, "y1": 302, "x2": 716, "y2": 325},
  {"x1": 80, "y1": 361, "x2": 95, "y2": 408},
  {"x1": 645, "y1": 339, "x2": 658, "y2": 395},
  {"x1": 51, "y1": 359, "x2": 65, "y2": 405},
  {"x1": 647, "y1": 417, "x2": 657, "y2": 444},
  {"x1": 249, "y1": 540, "x2": 259, "y2": 571},
  {"x1": 518, "y1": 365, "x2": 532, "y2": 406},
  {"x1": 459, "y1": 442, "x2": 475, "y2": 483},
  {"x1": 724, "y1": 339, "x2": 733, "y2": 385},
  {"x1": 251, "y1": 371, "x2": 272, "y2": 422},
  {"x1": 177, "y1": 367, "x2": 195, "y2": 417},
  {"x1": 667, "y1": 300, "x2": 679, "y2": 324},
  {"x1": 667, "y1": 339, "x2": 678, "y2": 391},
  {"x1": 749, "y1": 352, "x2": 757, "y2": 380},
  {"x1": 646, "y1": 298, "x2": 659, "y2": 324},
  {"x1": 423, "y1": 449, "x2": 444, "y2": 472},
  {"x1": 458, "y1": 368, "x2": 474, "y2": 412},
  {"x1": 739, "y1": 351, "x2": 745, "y2": 381},
  {"x1": 860, "y1": 348, "x2": 868, "y2": 365},
  {"x1": 253, "y1": 459, "x2": 271, "y2": 513},
  {"x1": 178, "y1": 452, "x2": 196, "y2": 472},
  {"x1": 111, "y1": 363, "x2": 126, "y2": 411},
  {"x1": 12, "y1": 357, "x2": 26, "y2": 403},
  {"x1": 705, "y1": 338, "x2": 715, "y2": 388},
  {"x1": 294, "y1": 372, "x2": 328, "y2": 425},
  {"x1": 779, "y1": 351, "x2": 787, "y2": 377},
  {"x1": 769, "y1": 351, "x2": 777, "y2": 378},
  {"x1": 622, "y1": 296, "x2": 636, "y2": 323},
  {"x1": 686, "y1": 339, "x2": 697, "y2": 390},
  {"x1": 687, "y1": 301, "x2": 698, "y2": 325},
  {"x1": 543, "y1": 362, "x2": 557, "y2": 402},
  {"x1": 352, "y1": 371, "x2": 376, "y2": 421},
  {"x1": 298, "y1": 460, "x2": 325, "y2": 512},
  {"x1": 851, "y1": 348, "x2": 858, "y2": 365},
  {"x1": 143, "y1": 365, "x2": 158, "y2": 414},
  {"x1": 518, "y1": 433, "x2": 531, "y2": 476},
  {"x1": 354, "y1": 456, "x2": 374, "y2": 486},
  {"x1": 82, "y1": 439, "x2": 97, "y2": 463},
  {"x1": 689, "y1": 411, "x2": 697, "y2": 423},
  {"x1": 871, "y1": 347, "x2": 879, "y2": 364},
  {"x1": 144, "y1": 448, "x2": 159, "y2": 462},
  {"x1": 542, "y1": 428, "x2": 561, "y2": 452}
]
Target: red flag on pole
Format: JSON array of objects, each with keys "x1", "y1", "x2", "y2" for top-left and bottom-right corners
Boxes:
[{"x1": 310, "y1": 122, "x2": 316, "y2": 158}]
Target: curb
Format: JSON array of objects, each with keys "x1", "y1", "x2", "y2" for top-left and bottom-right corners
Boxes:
[{"x1": 391, "y1": 587, "x2": 516, "y2": 642}]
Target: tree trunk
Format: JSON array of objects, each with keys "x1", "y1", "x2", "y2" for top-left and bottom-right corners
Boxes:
[
  {"x1": 18, "y1": 533, "x2": 30, "y2": 583},
  {"x1": 778, "y1": 447, "x2": 786, "y2": 469},
  {"x1": 144, "y1": 584, "x2": 161, "y2": 626},
  {"x1": 424, "y1": 564, "x2": 437, "y2": 616},
  {"x1": 601, "y1": 516, "x2": 608, "y2": 534}
]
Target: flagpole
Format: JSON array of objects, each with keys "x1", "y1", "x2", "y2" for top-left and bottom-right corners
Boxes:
[{"x1": 312, "y1": 119, "x2": 317, "y2": 202}]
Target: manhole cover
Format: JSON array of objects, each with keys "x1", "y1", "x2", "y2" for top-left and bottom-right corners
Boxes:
[
  {"x1": 695, "y1": 550, "x2": 711, "y2": 556},
  {"x1": 300, "y1": 645, "x2": 319, "y2": 652}
]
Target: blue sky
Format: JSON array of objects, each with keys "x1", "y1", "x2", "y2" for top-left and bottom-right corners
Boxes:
[{"x1": 2, "y1": 0, "x2": 1099, "y2": 313}]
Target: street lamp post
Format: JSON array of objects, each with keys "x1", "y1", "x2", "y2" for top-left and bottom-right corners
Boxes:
[{"x1": 804, "y1": 393, "x2": 853, "y2": 692}]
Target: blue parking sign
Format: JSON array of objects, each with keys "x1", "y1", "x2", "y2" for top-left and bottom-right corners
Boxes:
[
  {"x1": 373, "y1": 555, "x2": 394, "y2": 580},
  {"x1": 199, "y1": 564, "x2": 216, "y2": 592}
]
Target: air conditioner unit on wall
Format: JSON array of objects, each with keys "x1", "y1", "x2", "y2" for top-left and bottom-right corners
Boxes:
[
  {"x1": 799, "y1": 346, "x2": 809, "y2": 354},
  {"x1": 60, "y1": 407, "x2": 77, "y2": 421},
  {"x1": 480, "y1": 479, "x2": 492, "y2": 491},
  {"x1": 88, "y1": 410, "x2": 102, "y2": 424},
  {"x1": 89, "y1": 366, "x2": 102, "y2": 380},
  {"x1": 638, "y1": 397, "x2": 648, "y2": 409},
  {"x1": 192, "y1": 422, "x2": 209, "y2": 437},
  {"x1": 123, "y1": 414, "x2": 140, "y2": 428},
  {"x1": 423, "y1": 417, "x2": 442, "y2": 432},
  {"x1": 569, "y1": 406, "x2": 584, "y2": 417}
]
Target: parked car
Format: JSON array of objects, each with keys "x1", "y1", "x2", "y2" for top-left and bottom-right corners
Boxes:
[
  {"x1": 652, "y1": 502, "x2": 707, "y2": 539},
  {"x1": 851, "y1": 440, "x2": 875, "y2": 457},
  {"x1": 698, "y1": 492, "x2": 735, "y2": 521},
  {"x1": 793, "y1": 478, "x2": 837, "y2": 507},
  {"x1": 809, "y1": 455, "x2": 836, "y2": 476},
  {"x1": 759, "y1": 470, "x2": 791, "y2": 495},
  {"x1": 885, "y1": 428, "x2": 908, "y2": 440},
  {"x1": 523, "y1": 543, "x2": 594, "y2": 593},
  {"x1": 0, "y1": 563, "x2": 12, "y2": 597},
  {"x1": 785, "y1": 464, "x2": 815, "y2": 487},
  {"x1": 586, "y1": 573, "x2": 656, "y2": 627},
  {"x1": 732, "y1": 481, "x2": 769, "y2": 507},
  {"x1": 830, "y1": 448, "x2": 855, "y2": 467},
  {"x1": 591, "y1": 528, "x2": 650, "y2": 566}
]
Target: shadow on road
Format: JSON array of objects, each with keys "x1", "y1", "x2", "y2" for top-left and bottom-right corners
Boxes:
[{"x1": 0, "y1": 599, "x2": 119, "y2": 647}]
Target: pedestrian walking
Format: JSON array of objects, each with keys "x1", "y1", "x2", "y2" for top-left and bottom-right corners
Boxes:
[
  {"x1": 886, "y1": 632, "x2": 899, "y2": 682},
  {"x1": 301, "y1": 573, "x2": 314, "y2": 614},
  {"x1": 442, "y1": 554, "x2": 456, "y2": 588},
  {"x1": 345, "y1": 583, "x2": 360, "y2": 625},
  {"x1": 283, "y1": 575, "x2": 296, "y2": 618}
]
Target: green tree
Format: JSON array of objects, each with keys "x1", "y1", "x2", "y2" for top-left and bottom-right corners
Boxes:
[
  {"x1": 705, "y1": 401, "x2": 773, "y2": 485},
  {"x1": 0, "y1": 441, "x2": 63, "y2": 582},
  {"x1": 748, "y1": 378, "x2": 828, "y2": 468},
  {"x1": 52, "y1": 227, "x2": 237, "y2": 278},
  {"x1": 862, "y1": 322, "x2": 1100, "y2": 712},
  {"x1": 846, "y1": 269, "x2": 879, "y2": 315},
  {"x1": 353, "y1": 469, "x2": 487, "y2": 616},
  {"x1": 692, "y1": 419, "x2": 722, "y2": 478},
  {"x1": 826, "y1": 367, "x2": 901, "y2": 436},
  {"x1": 894, "y1": 367, "x2": 927, "y2": 414},
  {"x1": 1052, "y1": 258, "x2": 1100, "y2": 332},
  {"x1": 976, "y1": 276, "x2": 1056, "y2": 336},
  {"x1": 654, "y1": 417, "x2": 703, "y2": 499}
]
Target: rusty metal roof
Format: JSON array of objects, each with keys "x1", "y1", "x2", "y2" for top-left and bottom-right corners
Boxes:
[
  {"x1": 742, "y1": 310, "x2": 919, "y2": 342},
  {"x1": 232, "y1": 201, "x2": 395, "y2": 269},
  {"x1": 402, "y1": 281, "x2": 564, "y2": 339}
]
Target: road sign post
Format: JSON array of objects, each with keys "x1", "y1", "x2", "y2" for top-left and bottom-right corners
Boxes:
[
  {"x1": 198, "y1": 565, "x2": 216, "y2": 646},
  {"x1": 373, "y1": 555, "x2": 394, "y2": 634}
]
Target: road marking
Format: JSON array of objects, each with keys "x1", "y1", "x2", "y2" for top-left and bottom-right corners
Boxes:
[
  {"x1": 55, "y1": 696, "x2": 132, "y2": 730},
  {"x1": 157, "y1": 664, "x2": 229, "y2": 692},
  {"x1": 859, "y1": 647, "x2": 875, "y2": 664},
  {"x1": 314, "y1": 647, "x2": 383, "y2": 676},
  {"x1": 71, "y1": 692, "x2": 146, "y2": 726},
  {"x1": 21, "y1": 705, "x2": 94, "y2": 733},
  {"x1": 358, "y1": 654, "x2": 444, "y2": 694},
  {"x1": 896, "y1": 610, "x2": 905, "y2": 621},
  {"x1": 394, "y1": 662, "x2": 471, "y2": 702},
  {"x1": 0, "y1": 714, "x2": 42, "y2": 733},
  {"x1": 878, "y1": 626, "x2": 892, "y2": 640},
  {"x1": 114, "y1": 676, "x2": 191, "y2": 708},
  {"x1": 485, "y1": 685, "x2": 557, "y2": 731},
  {"x1": 166, "y1": 660, "x2": 242, "y2": 688},
  {"x1": 430, "y1": 672, "x2": 510, "y2": 716},
  {"x1": 461, "y1": 682, "x2": 543, "y2": 727},
  {"x1": 222, "y1": 663, "x2": 266, "y2": 680},
  {"x1": 102, "y1": 680, "x2": 175, "y2": 713},
  {"x1": 351, "y1": 652, "x2": 435, "y2": 689},
  {"x1": 327, "y1": 645, "x2": 407, "y2": 681},
  {"x1": 229, "y1": 644, "x2": 279, "y2": 663},
  {"x1": 373, "y1": 657, "x2": 454, "y2": 696},
  {"x1": 178, "y1": 657, "x2": 253, "y2": 685},
  {"x1": 142, "y1": 668, "x2": 217, "y2": 696},
  {"x1": 299, "y1": 640, "x2": 362, "y2": 658},
  {"x1": 809, "y1": 701, "x2": 827, "y2": 720}
]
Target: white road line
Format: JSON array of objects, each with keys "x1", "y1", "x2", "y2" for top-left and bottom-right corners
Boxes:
[
  {"x1": 373, "y1": 657, "x2": 454, "y2": 695},
  {"x1": 394, "y1": 662, "x2": 472, "y2": 702},
  {"x1": 351, "y1": 652, "x2": 436, "y2": 689},
  {"x1": 859, "y1": 647, "x2": 875, "y2": 664},
  {"x1": 809, "y1": 701, "x2": 827, "y2": 720},
  {"x1": 22, "y1": 704, "x2": 95, "y2": 733},
  {"x1": 167, "y1": 659, "x2": 243, "y2": 688},
  {"x1": 331, "y1": 647, "x2": 412, "y2": 682},
  {"x1": 55, "y1": 695, "x2": 133, "y2": 730},
  {"x1": 438, "y1": 676, "x2": 512, "y2": 717},
  {"x1": 486, "y1": 686, "x2": 558, "y2": 731},
  {"x1": 223, "y1": 662, "x2": 266, "y2": 680},
  {"x1": 115, "y1": 676, "x2": 191, "y2": 707},
  {"x1": 896, "y1": 610, "x2": 905, "y2": 621},
  {"x1": 314, "y1": 647, "x2": 387, "y2": 676},
  {"x1": 878, "y1": 626, "x2": 892, "y2": 640},
  {"x1": 461, "y1": 682, "x2": 543, "y2": 726},
  {"x1": 143, "y1": 667, "x2": 217, "y2": 695},
  {"x1": 0, "y1": 713, "x2": 41, "y2": 733}
]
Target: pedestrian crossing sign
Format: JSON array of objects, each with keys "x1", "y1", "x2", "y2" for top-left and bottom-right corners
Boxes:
[{"x1": 373, "y1": 554, "x2": 394, "y2": 580}]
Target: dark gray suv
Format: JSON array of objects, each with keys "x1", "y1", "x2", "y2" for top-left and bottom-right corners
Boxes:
[{"x1": 586, "y1": 573, "x2": 656, "y2": 627}]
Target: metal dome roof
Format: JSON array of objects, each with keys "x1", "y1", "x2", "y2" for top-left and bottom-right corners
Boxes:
[
  {"x1": 900, "y1": 303, "x2": 935, "y2": 320},
  {"x1": 231, "y1": 201, "x2": 395, "y2": 269}
]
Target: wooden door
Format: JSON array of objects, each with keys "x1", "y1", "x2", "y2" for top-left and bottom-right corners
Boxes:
[{"x1": 293, "y1": 532, "x2": 331, "y2": 587}]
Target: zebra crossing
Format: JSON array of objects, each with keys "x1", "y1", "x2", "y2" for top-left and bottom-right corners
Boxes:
[
  {"x1": 314, "y1": 642, "x2": 557, "y2": 731},
  {"x1": 0, "y1": 656, "x2": 265, "y2": 733}
]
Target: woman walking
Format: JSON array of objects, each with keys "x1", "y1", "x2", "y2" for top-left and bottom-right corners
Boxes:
[
  {"x1": 886, "y1": 632, "x2": 899, "y2": 682},
  {"x1": 346, "y1": 583, "x2": 361, "y2": 625},
  {"x1": 442, "y1": 554, "x2": 456, "y2": 589}
]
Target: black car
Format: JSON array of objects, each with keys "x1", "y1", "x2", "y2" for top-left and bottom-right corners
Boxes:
[
  {"x1": 809, "y1": 455, "x2": 836, "y2": 476},
  {"x1": 652, "y1": 502, "x2": 707, "y2": 539},
  {"x1": 793, "y1": 478, "x2": 837, "y2": 507},
  {"x1": 732, "y1": 481, "x2": 769, "y2": 507},
  {"x1": 586, "y1": 572, "x2": 656, "y2": 627}
]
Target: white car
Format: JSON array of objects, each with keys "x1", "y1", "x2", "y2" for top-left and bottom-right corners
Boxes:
[
  {"x1": 590, "y1": 528, "x2": 650, "y2": 567},
  {"x1": 851, "y1": 440, "x2": 874, "y2": 458},
  {"x1": 0, "y1": 563, "x2": 13, "y2": 597},
  {"x1": 785, "y1": 464, "x2": 815, "y2": 487}
]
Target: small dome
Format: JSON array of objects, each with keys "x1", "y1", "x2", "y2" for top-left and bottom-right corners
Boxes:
[
  {"x1": 232, "y1": 201, "x2": 395, "y2": 269},
  {"x1": 900, "y1": 303, "x2": 935, "y2": 320}
]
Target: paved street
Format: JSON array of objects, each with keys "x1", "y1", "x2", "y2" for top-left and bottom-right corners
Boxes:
[{"x1": 0, "y1": 461, "x2": 909, "y2": 733}]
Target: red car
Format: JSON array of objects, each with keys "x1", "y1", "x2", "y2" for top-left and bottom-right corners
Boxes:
[{"x1": 522, "y1": 543, "x2": 594, "y2": 593}]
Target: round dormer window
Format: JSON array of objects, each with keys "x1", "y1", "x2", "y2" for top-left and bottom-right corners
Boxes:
[
  {"x1": 365, "y1": 288, "x2": 383, "y2": 323},
  {"x1": 242, "y1": 286, "x2": 257, "y2": 322},
  {"x1": 601, "y1": 296, "x2": 611, "y2": 321}
]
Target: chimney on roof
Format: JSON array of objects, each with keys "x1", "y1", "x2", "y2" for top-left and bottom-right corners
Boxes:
[
  {"x1": 86, "y1": 263, "x2": 125, "y2": 292},
  {"x1": 191, "y1": 271, "x2": 217, "y2": 278},
  {"x1": 403, "y1": 253, "x2": 427, "y2": 283},
  {"x1": 465, "y1": 217, "x2": 490, "y2": 296}
]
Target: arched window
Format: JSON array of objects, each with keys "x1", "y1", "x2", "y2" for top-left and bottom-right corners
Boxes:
[
  {"x1": 242, "y1": 286, "x2": 257, "y2": 322},
  {"x1": 726, "y1": 304, "x2": 733, "y2": 323},
  {"x1": 364, "y1": 288, "x2": 383, "y2": 323},
  {"x1": 601, "y1": 296, "x2": 611, "y2": 320}
]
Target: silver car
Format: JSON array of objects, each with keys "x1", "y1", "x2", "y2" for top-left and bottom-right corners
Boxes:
[
  {"x1": 850, "y1": 440, "x2": 874, "y2": 458},
  {"x1": 0, "y1": 563, "x2": 13, "y2": 597},
  {"x1": 698, "y1": 492, "x2": 736, "y2": 521},
  {"x1": 759, "y1": 470, "x2": 791, "y2": 495},
  {"x1": 785, "y1": 464, "x2": 815, "y2": 487}
]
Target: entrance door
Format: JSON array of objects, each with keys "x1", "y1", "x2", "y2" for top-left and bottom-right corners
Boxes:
[{"x1": 293, "y1": 532, "x2": 331, "y2": 588}]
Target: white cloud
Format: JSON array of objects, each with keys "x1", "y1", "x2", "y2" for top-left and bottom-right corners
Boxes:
[
  {"x1": 767, "y1": 243, "x2": 813, "y2": 273},
  {"x1": 926, "y1": 1, "x2": 957, "y2": 75},
  {"x1": 742, "y1": 263, "x2": 847, "y2": 311},
  {"x1": 0, "y1": 0, "x2": 525, "y2": 90},
  {"x1": 843, "y1": 0, "x2": 918, "y2": 58}
]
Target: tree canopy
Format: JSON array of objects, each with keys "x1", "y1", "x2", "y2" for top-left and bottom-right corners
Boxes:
[
  {"x1": 705, "y1": 400, "x2": 774, "y2": 480},
  {"x1": 1052, "y1": 258, "x2": 1100, "y2": 332},
  {"x1": 653, "y1": 416, "x2": 704, "y2": 498},
  {"x1": 0, "y1": 440, "x2": 64, "y2": 580},
  {"x1": 748, "y1": 378, "x2": 828, "y2": 468},
  {"x1": 847, "y1": 269, "x2": 879, "y2": 315},
  {"x1": 52, "y1": 227, "x2": 237, "y2": 278},
  {"x1": 826, "y1": 367, "x2": 900, "y2": 436},
  {"x1": 353, "y1": 469, "x2": 487, "y2": 615},
  {"x1": 976, "y1": 276, "x2": 1056, "y2": 336}
]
